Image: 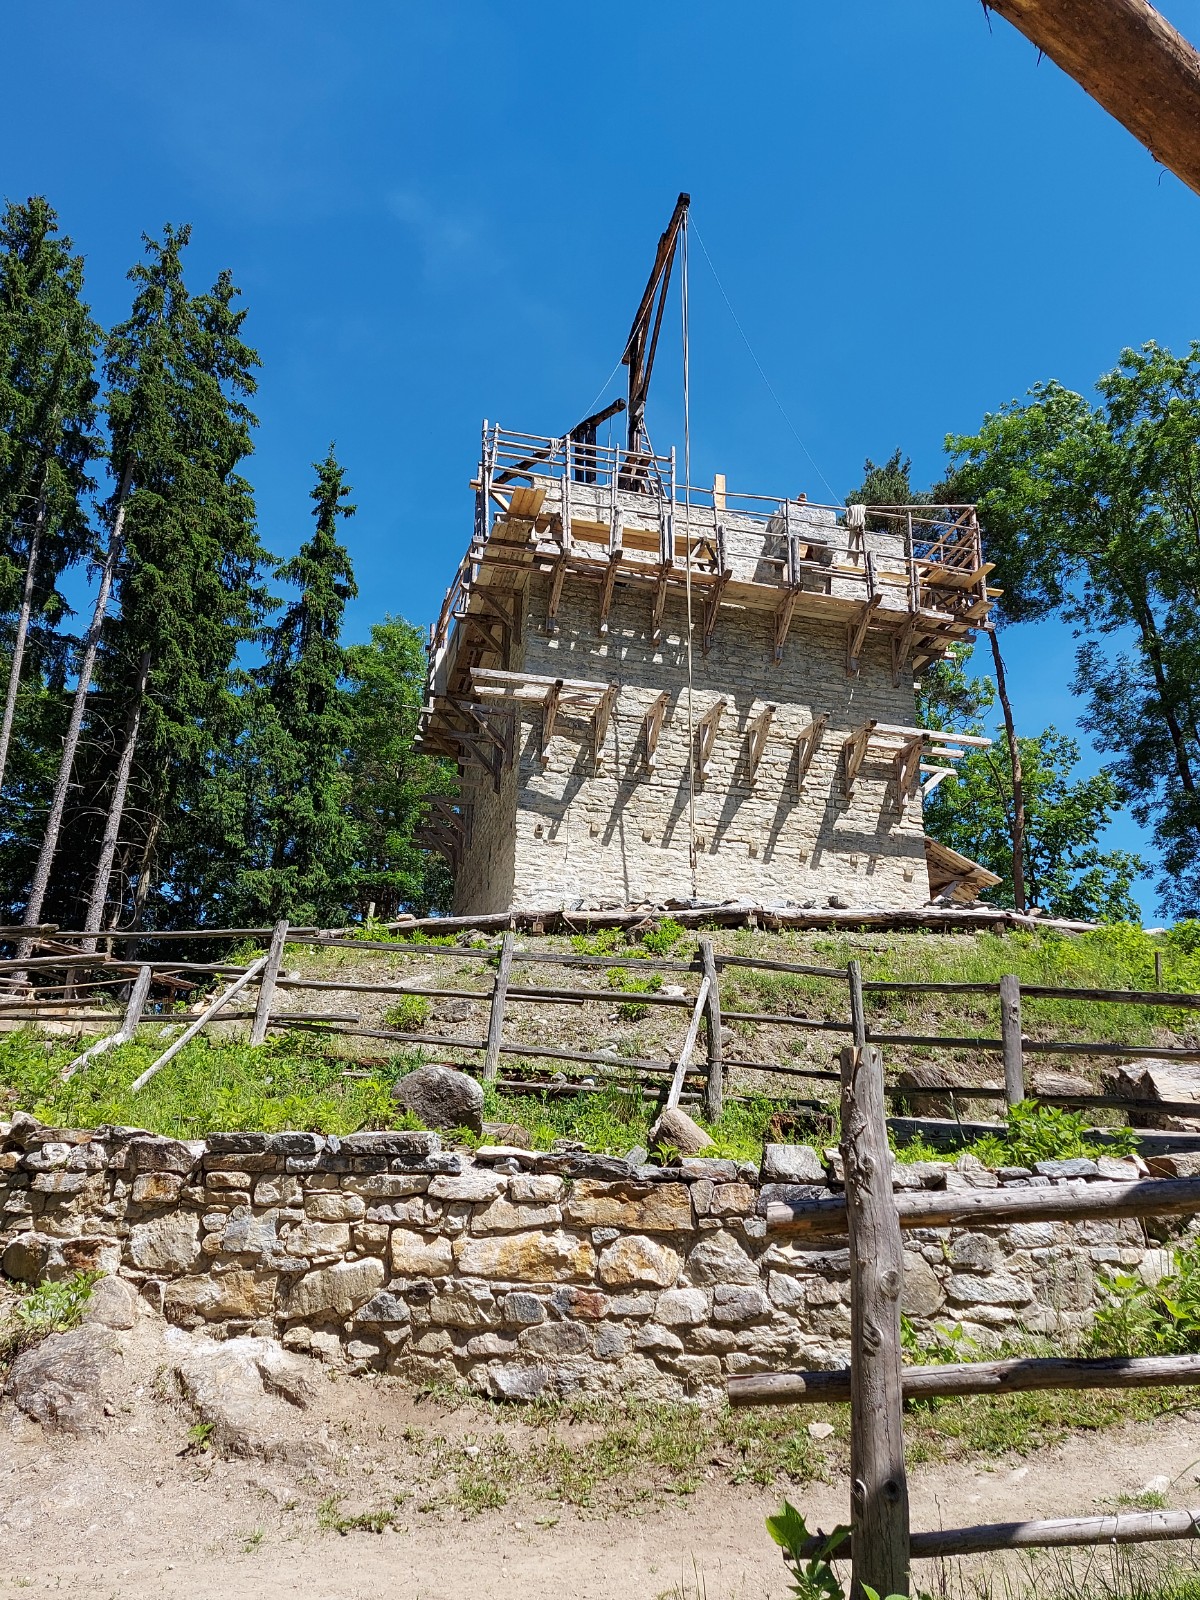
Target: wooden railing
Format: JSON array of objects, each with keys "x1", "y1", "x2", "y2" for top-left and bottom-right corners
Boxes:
[{"x1": 729, "y1": 961, "x2": 1200, "y2": 1596}]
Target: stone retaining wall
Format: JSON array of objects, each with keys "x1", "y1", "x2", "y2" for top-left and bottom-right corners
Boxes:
[{"x1": 0, "y1": 1118, "x2": 1180, "y2": 1403}]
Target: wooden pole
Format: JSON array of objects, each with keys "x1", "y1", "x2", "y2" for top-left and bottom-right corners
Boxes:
[
  {"x1": 841, "y1": 1032, "x2": 910, "y2": 1598},
  {"x1": 60, "y1": 963, "x2": 155, "y2": 1081},
  {"x1": 250, "y1": 919, "x2": 289, "y2": 1047},
  {"x1": 728, "y1": 1350, "x2": 1200, "y2": 1407},
  {"x1": 130, "y1": 956, "x2": 266, "y2": 1093},
  {"x1": 700, "y1": 936, "x2": 723, "y2": 1120},
  {"x1": 999, "y1": 974, "x2": 1024, "y2": 1107},
  {"x1": 817, "y1": 1505, "x2": 1200, "y2": 1561},
  {"x1": 483, "y1": 931, "x2": 515, "y2": 1081},
  {"x1": 665, "y1": 975, "x2": 712, "y2": 1111},
  {"x1": 767, "y1": 1173, "x2": 1200, "y2": 1237}
]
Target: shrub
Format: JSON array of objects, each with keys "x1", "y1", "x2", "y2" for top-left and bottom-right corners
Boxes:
[
  {"x1": 0, "y1": 1270, "x2": 100, "y2": 1367},
  {"x1": 640, "y1": 918, "x2": 686, "y2": 955},
  {"x1": 607, "y1": 967, "x2": 663, "y2": 1021},
  {"x1": 383, "y1": 995, "x2": 430, "y2": 1031},
  {"x1": 1089, "y1": 1236, "x2": 1200, "y2": 1356},
  {"x1": 972, "y1": 1100, "x2": 1136, "y2": 1168}
]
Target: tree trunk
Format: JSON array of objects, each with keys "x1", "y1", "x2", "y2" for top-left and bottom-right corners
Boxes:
[
  {"x1": 987, "y1": 625, "x2": 1027, "y2": 913},
  {"x1": 17, "y1": 469, "x2": 132, "y2": 960},
  {"x1": 0, "y1": 502, "x2": 44, "y2": 795},
  {"x1": 128, "y1": 798, "x2": 165, "y2": 931},
  {"x1": 80, "y1": 649, "x2": 151, "y2": 954}
]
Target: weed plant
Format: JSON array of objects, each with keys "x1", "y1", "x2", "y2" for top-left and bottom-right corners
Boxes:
[{"x1": 0, "y1": 1269, "x2": 99, "y2": 1367}]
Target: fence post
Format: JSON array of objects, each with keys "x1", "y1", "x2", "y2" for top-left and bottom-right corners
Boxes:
[
  {"x1": 700, "y1": 937, "x2": 723, "y2": 1120},
  {"x1": 483, "y1": 931, "x2": 515, "y2": 1080},
  {"x1": 999, "y1": 974, "x2": 1024, "y2": 1107},
  {"x1": 843, "y1": 960, "x2": 910, "y2": 1598},
  {"x1": 120, "y1": 964, "x2": 154, "y2": 1041},
  {"x1": 250, "y1": 919, "x2": 289, "y2": 1047}
]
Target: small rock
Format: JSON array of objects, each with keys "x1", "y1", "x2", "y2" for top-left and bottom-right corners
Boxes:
[
  {"x1": 81, "y1": 1275, "x2": 138, "y2": 1331},
  {"x1": 1034, "y1": 1158, "x2": 1099, "y2": 1180},
  {"x1": 761, "y1": 1144, "x2": 825, "y2": 1184},
  {"x1": 5, "y1": 1325, "x2": 118, "y2": 1434},
  {"x1": 807, "y1": 1421, "x2": 835, "y2": 1440},
  {"x1": 482, "y1": 1122, "x2": 531, "y2": 1148},
  {"x1": 392, "y1": 1064, "x2": 484, "y2": 1135}
]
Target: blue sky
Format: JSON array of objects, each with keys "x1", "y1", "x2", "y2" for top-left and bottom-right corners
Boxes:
[{"x1": 7, "y1": 0, "x2": 1200, "y2": 917}]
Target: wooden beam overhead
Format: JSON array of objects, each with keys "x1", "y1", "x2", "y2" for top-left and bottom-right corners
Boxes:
[{"x1": 985, "y1": 0, "x2": 1200, "y2": 200}]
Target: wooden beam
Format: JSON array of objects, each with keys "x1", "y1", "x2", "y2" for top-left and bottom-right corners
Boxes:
[
  {"x1": 651, "y1": 569, "x2": 670, "y2": 640},
  {"x1": 250, "y1": 919, "x2": 290, "y2": 1047},
  {"x1": 60, "y1": 964, "x2": 154, "y2": 1081},
  {"x1": 891, "y1": 733, "x2": 925, "y2": 814},
  {"x1": 642, "y1": 691, "x2": 670, "y2": 772},
  {"x1": 728, "y1": 1351, "x2": 1200, "y2": 1408},
  {"x1": 694, "y1": 696, "x2": 728, "y2": 784},
  {"x1": 842, "y1": 721, "x2": 876, "y2": 798},
  {"x1": 1000, "y1": 973, "x2": 1025, "y2": 1107},
  {"x1": 593, "y1": 683, "x2": 617, "y2": 773},
  {"x1": 845, "y1": 593, "x2": 883, "y2": 676},
  {"x1": 546, "y1": 559, "x2": 566, "y2": 633},
  {"x1": 665, "y1": 974, "x2": 711, "y2": 1111},
  {"x1": 700, "y1": 937, "x2": 723, "y2": 1120},
  {"x1": 985, "y1": 0, "x2": 1200, "y2": 201},
  {"x1": 772, "y1": 591, "x2": 797, "y2": 664},
  {"x1": 540, "y1": 678, "x2": 564, "y2": 768},
  {"x1": 794, "y1": 1507, "x2": 1200, "y2": 1563},
  {"x1": 130, "y1": 957, "x2": 268, "y2": 1094},
  {"x1": 700, "y1": 570, "x2": 730, "y2": 656},
  {"x1": 766, "y1": 1173, "x2": 1200, "y2": 1238},
  {"x1": 891, "y1": 614, "x2": 919, "y2": 687},
  {"x1": 745, "y1": 704, "x2": 776, "y2": 786},
  {"x1": 795, "y1": 715, "x2": 828, "y2": 796},
  {"x1": 483, "y1": 931, "x2": 515, "y2": 1080},
  {"x1": 920, "y1": 765, "x2": 957, "y2": 799},
  {"x1": 841, "y1": 1026, "x2": 910, "y2": 1599},
  {"x1": 598, "y1": 550, "x2": 623, "y2": 635}
]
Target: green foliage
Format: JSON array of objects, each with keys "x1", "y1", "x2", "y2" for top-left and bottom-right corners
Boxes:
[
  {"x1": 640, "y1": 918, "x2": 686, "y2": 955},
  {"x1": 1, "y1": 1270, "x2": 100, "y2": 1365},
  {"x1": 608, "y1": 967, "x2": 662, "y2": 1020},
  {"x1": 570, "y1": 927, "x2": 627, "y2": 956},
  {"x1": 926, "y1": 724, "x2": 1143, "y2": 922},
  {"x1": 972, "y1": 1100, "x2": 1137, "y2": 1169},
  {"x1": 765, "y1": 1503, "x2": 851, "y2": 1600},
  {"x1": 383, "y1": 994, "x2": 430, "y2": 1031},
  {"x1": 948, "y1": 343, "x2": 1200, "y2": 917},
  {"x1": 1088, "y1": 1236, "x2": 1200, "y2": 1357}
]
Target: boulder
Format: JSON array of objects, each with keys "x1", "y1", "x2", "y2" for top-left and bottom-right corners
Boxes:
[
  {"x1": 169, "y1": 1330, "x2": 326, "y2": 1460},
  {"x1": 649, "y1": 1107, "x2": 712, "y2": 1156},
  {"x1": 392, "y1": 1064, "x2": 484, "y2": 1135},
  {"x1": 4, "y1": 1324, "x2": 119, "y2": 1434},
  {"x1": 760, "y1": 1144, "x2": 826, "y2": 1184},
  {"x1": 1106, "y1": 1060, "x2": 1200, "y2": 1130}
]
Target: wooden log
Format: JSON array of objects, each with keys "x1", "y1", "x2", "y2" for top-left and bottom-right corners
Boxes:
[
  {"x1": 250, "y1": 919, "x2": 289, "y2": 1047},
  {"x1": 1000, "y1": 973, "x2": 1024, "y2": 1107},
  {"x1": 802, "y1": 1506, "x2": 1200, "y2": 1561},
  {"x1": 289, "y1": 936, "x2": 496, "y2": 958},
  {"x1": 483, "y1": 931, "x2": 515, "y2": 1080},
  {"x1": 716, "y1": 954, "x2": 844, "y2": 980},
  {"x1": 768, "y1": 1173, "x2": 1200, "y2": 1236},
  {"x1": 665, "y1": 975, "x2": 711, "y2": 1111},
  {"x1": 51, "y1": 926, "x2": 318, "y2": 940},
  {"x1": 701, "y1": 937, "x2": 723, "y2": 1120},
  {"x1": 129, "y1": 957, "x2": 267, "y2": 1093},
  {"x1": 728, "y1": 1351, "x2": 1200, "y2": 1408},
  {"x1": 722, "y1": 1010, "x2": 854, "y2": 1031},
  {"x1": 841, "y1": 1022, "x2": 910, "y2": 1597}
]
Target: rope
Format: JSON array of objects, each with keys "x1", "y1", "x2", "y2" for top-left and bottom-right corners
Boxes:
[
  {"x1": 691, "y1": 218, "x2": 840, "y2": 506},
  {"x1": 681, "y1": 214, "x2": 698, "y2": 900}
]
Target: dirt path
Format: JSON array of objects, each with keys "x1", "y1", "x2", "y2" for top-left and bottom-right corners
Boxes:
[{"x1": 3, "y1": 1373, "x2": 1200, "y2": 1600}]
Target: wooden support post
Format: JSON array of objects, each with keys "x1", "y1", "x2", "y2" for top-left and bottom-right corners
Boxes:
[
  {"x1": 61, "y1": 962, "x2": 155, "y2": 1081},
  {"x1": 250, "y1": 919, "x2": 289, "y2": 1047},
  {"x1": 483, "y1": 932, "x2": 515, "y2": 1081},
  {"x1": 1000, "y1": 974, "x2": 1024, "y2": 1107},
  {"x1": 665, "y1": 975, "x2": 711, "y2": 1111},
  {"x1": 846, "y1": 593, "x2": 883, "y2": 676},
  {"x1": 540, "y1": 679, "x2": 563, "y2": 768},
  {"x1": 795, "y1": 714, "x2": 827, "y2": 797},
  {"x1": 694, "y1": 697, "x2": 727, "y2": 785},
  {"x1": 842, "y1": 722, "x2": 875, "y2": 798},
  {"x1": 842, "y1": 961, "x2": 910, "y2": 1599},
  {"x1": 700, "y1": 937, "x2": 723, "y2": 1120},
  {"x1": 745, "y1": 704, "x2": 776, "y2": 787},
  {"x1": 130, "y1": 956, "x2": 268, "y2": 1094},
  {"x1": 642, "y1": 691, "x2": 670, "y2": 772}
]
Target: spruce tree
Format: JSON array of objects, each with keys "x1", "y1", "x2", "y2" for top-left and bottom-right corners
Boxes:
[
  {"x1": 255, "y1": 447, "x2": 359, "y2": 922},
  {"x1": 0, "y1": 197, "x2": 100, "y2": 797},
  {"x1": 78, "y1": 226, "x2": 268, "y2": 941}
]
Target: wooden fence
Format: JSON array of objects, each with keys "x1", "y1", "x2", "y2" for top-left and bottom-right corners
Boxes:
[
  {"x1": 728, "y1": 961, "x2": 1200, "y2": 1597},
  {"x1": 2, "y1": 922, "x2": 1200, "y2": 1137}
]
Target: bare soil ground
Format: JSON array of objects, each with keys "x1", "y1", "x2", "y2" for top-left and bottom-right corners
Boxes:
[{"x1": 3, "y1": 1324, "x2": 1200, "y2": 1600}]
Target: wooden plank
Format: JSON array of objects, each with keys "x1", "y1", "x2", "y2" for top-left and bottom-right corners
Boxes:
[
  {"x1": 701, "y1": 937, "x2": 723, "y2": 1120},
  {"x1": 642, "y1": 691, "x2": 670, "y2": 772},
  {"x1": 728, "y1": 1351, "x2": 1200, "y2": 1408},
  {"x1": 907, "y1": 1507, "x2": 1200, "y2": 1560},
  {"x1": 129, "y1": 957, "x2": 267, "y2": 1094},
  {"x1": 745, "y1": 704, "x2": 776, "y2": 786},
  {"x1": 794, "y1": 714, "x2": 828, "y2": 796},
  {"x1": 766, "y1": 1173, "x2": 1200, "y2": 1238},
  {"x1": 841, "y1": 1001, "x2": 910, "y2": 1596},
  {"x1": 250, "y1": 919, "x2": 289, "y2": 1047},
  {"x1": 717, "y1": 953, "x2": 843, "y2": 979},
  {"x1": 1000, "y1": 974, "x2": 1024, "y2": 1107},
  {"x1": 665, "y1": 975, "x2": 712, "y2": 1111},
  {"x1": 483, "y1": 932, "x2": 515, "y2": 1080},
  {"x1": 60, "y1": 964, "x2": 154, "y2": 1081}
]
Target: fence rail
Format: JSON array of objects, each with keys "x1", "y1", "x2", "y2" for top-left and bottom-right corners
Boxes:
[{"x1": 2, "y1": 922, "x2": 1199, "y2": 1136}]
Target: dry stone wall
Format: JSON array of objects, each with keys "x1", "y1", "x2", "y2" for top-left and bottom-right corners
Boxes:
[
  {"x1": 0, "y1": 1118, "x2": 1175, "y2": 1403},
  {"x1": 454, "y1": 578, "x2": 929, "y2": 916}
]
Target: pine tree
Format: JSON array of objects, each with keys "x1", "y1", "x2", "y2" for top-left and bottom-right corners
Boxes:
[
  {"x1": 254, "y1": 448, "x2": 359, "y2": 922},
  {"x1": 78, "y1": 226, "x2": 268, "y2": 942},
  {"x1": 0, "y1": 197, "x2": 100, "y2": 797}
]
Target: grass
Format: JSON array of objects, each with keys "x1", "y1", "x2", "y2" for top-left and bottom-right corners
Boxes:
[{"x1": 381, "y1": 994, "x2": 430, "y2": 1031}]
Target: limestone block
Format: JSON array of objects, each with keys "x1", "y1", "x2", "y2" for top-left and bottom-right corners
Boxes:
[
  {"x1": 282, "y1": 1221, "x2": 350, "y2": 1259},
  {"x1": 597, "y1": 1236, "x2": 682, "y2": 1289},
  {"x1": 901, "y1": 1251, "x2": 945, "y2": 1318},
  {"x1": 501, "y1": 1292, "x2": 546, "y2": 1326},
  {"x1": 594, "y1": 1324, "x2": 630, "y2": 1359},
  {"x1": 767, "y1": 1272, "x2": 807, "y2": 1311},
  {"x1": 286, "y1": 1257, "x2": 385, "y2": 1319},
  {"x1": 472, "y1": 1196, "x2": 562, "y2": 1232},
  {"x1": 519, "y1": 1320, "x2": 590, "y2": 1357},
  {"x1": 945, "y1": 1273, "x2": 1032, "y2": 1307},
  {"x1": 131, "y1": 1172, "x2": 184, "y2": 1207},
  {"x1": 948, "y1": 1233, "x2": 1002, "y2": 1273},
  {"x1": 164, "y1": 1269, "x2": 278, "y2": 1322},
  {"x1": 453, "y1": 1230, "x2": 596, "y2": 1283},
  {"x1": 761, "y1": 1145, "x2": 826, "y2": 1184},
  {"x1": 218, "y1": 1206, "x2": 279, "y2": 1258},
  {"x1": 712, "y1": 1284, "x2": 771, "y2": 1323},
  {"x1": 564, "y1": 1180, "x2": 693, "y2": 1233},
  {"x1": 1034, "y1": 1252, "x2": 1093, "y2": 1311},
  {"x1": 510, "y1": 1175, "x2": 564, "y2": 1203},
  {"x1": 129, "y1": 1212, "x2": 201, "y2": 1273},
  {"x1": 428, "y1": 1170, "x2": 507, "y2": 1204},
  {"x1": 390, "y1": 1232, "x2": 454, "y2": 1278},
  {"x1": 709, "y1": 1183, "x2": 756, "y2": 1217},
  {"x1": 428, "y1": 1285, "x2": 497, "y2": 1329},
  {"x1": 655, "y1": 1288, "x2": 710, "y2": 1326},
  {"x1": 305, "y1": 1191, "x2": 366, "y2": 1223},
  {"x1": 685, "y1": 1233, "x2": 760, "y2": 1287}
]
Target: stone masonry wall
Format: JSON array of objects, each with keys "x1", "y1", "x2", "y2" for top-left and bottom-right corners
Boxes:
[
  {"x1": 1, "y1": 1117, "x2": 1178, "y2": 1403},
  {"x1": 455, "y1": 577, "x2": 929, "y2": 915}
]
